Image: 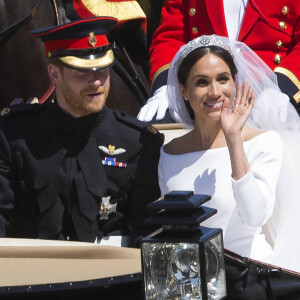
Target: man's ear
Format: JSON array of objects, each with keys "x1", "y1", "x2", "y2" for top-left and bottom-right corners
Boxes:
[{"x1": 48, "y1": 64, "x2": 61, "y2": 83}]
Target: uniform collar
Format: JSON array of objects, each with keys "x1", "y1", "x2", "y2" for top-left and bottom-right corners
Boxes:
[{"x1": 54, "y1": 101, "x2": 108, "y2": 134}]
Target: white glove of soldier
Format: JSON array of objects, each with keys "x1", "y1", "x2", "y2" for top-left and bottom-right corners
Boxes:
[{"x1": 137, "y1": 85, "x2": 169, "y2": 122}]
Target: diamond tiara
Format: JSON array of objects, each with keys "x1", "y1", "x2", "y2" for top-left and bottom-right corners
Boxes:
[{"x1": 176, "y1": 35, "x2": 234, "y2": 70}]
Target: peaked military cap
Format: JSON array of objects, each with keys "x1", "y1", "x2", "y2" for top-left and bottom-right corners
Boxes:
[{"x1": 30, "y1": 17, "x2": 118, "y2": 71}]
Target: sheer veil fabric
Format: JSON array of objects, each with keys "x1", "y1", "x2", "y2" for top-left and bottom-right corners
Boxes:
[{"x1": 167, "y1": 35, "x2": 300, "y2": 272}]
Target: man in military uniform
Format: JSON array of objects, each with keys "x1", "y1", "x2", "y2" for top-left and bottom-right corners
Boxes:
[
  {"x1": 138, "y1": 0, "x2": 300, "y2": 121},
  {"x1": 0, "y1": 17, "x2": 163, "y2": 246}
]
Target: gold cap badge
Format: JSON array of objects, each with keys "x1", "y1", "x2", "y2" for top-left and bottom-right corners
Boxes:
[{"x1": 88, "y1": 32, "x2": 97, "y2": 47}]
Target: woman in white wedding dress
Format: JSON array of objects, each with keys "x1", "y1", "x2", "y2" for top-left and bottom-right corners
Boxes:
[{"x1": 158, "y1": 35, "x2": 300, "y2": 272}]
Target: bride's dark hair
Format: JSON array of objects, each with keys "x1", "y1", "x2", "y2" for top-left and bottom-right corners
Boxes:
[{"x1": 177, "y1": 46, "x2": 238, "y2": 86}]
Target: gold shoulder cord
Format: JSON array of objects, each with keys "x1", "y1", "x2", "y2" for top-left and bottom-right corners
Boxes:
[{"x1": 81, "y1": 0, "x2": 146, "y2": 21}]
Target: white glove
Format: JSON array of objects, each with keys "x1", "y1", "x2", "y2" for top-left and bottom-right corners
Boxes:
[{"x1": 137, "y1": 85, "x2": 169, "y2": 122}]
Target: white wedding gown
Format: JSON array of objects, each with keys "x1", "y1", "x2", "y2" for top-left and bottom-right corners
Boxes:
[{"x1": 158, "y1": 131, "x2": 283, "y2": 260}]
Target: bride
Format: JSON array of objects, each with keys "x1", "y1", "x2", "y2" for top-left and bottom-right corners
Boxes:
[{"x1": 158, "y1": 34, "x2": 300, "y2": 273}]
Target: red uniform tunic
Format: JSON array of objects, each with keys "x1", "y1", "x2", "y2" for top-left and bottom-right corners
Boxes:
[{"x1": 149, "y1": 0, "x2": 300, "y2": 106}]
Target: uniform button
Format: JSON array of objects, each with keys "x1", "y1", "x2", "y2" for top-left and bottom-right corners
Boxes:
[
  {"x1": 192, "y1": 27, "x2": 198, "y2": 35},
  {"x1": 1, "y1": 107, "x2": 10, "y2": 116},
  {"x1": 274, "y1": 54, "x2": 282, "y2": 65},
  {"x1": 189, "y1": 8, "x2": 196, "y2": 16},
  {"x1": 281, "y1": 6, "x2": 290, "y2": 16},
  {"x1": 276, "y1": 40, "x2": 283, "y2": 49},
  {"x1": 279, "y1": 21, "x2": 287, "y2": 30},
  {"x1": 147, "y1": 125, "x2": 158, "y2": 134}
]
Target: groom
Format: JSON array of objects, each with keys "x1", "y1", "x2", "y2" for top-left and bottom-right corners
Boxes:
[{"x1": 0, "y1": 16, "x2": 163, "y2": 246}]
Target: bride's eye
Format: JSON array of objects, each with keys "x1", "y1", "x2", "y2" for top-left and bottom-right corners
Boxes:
[
  {"x1": 196, "y1": 79, "x2": 208, "y2": 86},
  {"x1": 218, "y1": 76, "x2": 229, "y2": 83}
]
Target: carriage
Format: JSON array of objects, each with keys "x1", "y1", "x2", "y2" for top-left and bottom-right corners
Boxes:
[
  {"x1": 1, "y1": 1, "x2": 300, "y2": 299},
  {"x1": 1, "y1": 237, "x2": 300, "y2": 300}
]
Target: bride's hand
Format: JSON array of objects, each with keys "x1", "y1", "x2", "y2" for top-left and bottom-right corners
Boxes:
[{"x1": 220, "y1": 81, "x2": 254, "y2": 138}]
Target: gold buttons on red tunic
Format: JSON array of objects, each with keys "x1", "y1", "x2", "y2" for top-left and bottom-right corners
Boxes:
[
  {"x1": 281, "y1": 6, "x2": 290, "y2": 16},
  {"x1": 279, "y1": 21, "x2": 287, "y2": 30},
  {"x1": 276, "y1": 40, "x2": 283, "y2": 49},
  {"x1": 274, "y1": 54, "x2": 282, "y2": 65},
  {"x1": 189, "y1": 8, "x2": 196, "y2": 16},
  {"x1": 192, "y1": 27, "x2": 198, "y2": 35}
]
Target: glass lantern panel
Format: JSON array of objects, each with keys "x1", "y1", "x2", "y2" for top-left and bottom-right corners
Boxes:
[
  {"x1": 142, "y1": 242, "x2": 202, "y2": 300},
  {"x1": 204, "y1": 234, "x2": 226, "y2": 299}
]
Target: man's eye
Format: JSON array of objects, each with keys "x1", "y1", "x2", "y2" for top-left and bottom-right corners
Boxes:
[
  {"x1": 72, "y1": 71, "x2": 84, "y2": 76},
  {"x1": 72, "y1": 69, "x2": 88, "y2": 75}
]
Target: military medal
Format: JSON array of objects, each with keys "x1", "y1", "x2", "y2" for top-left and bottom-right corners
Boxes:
[
  {"x1": 102, "y1": 157, "x2": 127, "y2": 168},
  {"x1": 99, "y1": 196, "x2": 117, "y2": 220}
]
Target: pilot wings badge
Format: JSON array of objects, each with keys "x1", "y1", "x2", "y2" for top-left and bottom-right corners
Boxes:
[
  {"x1": 99, "y1": 145, "x2": 127, "y2": 168},
  {"x1": 98, "y1": 144, "x2": 126, "y2": 155}
]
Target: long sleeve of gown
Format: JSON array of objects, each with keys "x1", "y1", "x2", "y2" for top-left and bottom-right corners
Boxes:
[{"x1": 231, "y1": 131, "x2": 283, "y2": 229}]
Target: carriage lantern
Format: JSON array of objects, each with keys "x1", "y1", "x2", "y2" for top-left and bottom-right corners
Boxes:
[{"x1": 141, "y1": 191, "x2": 226, "y2": 300}]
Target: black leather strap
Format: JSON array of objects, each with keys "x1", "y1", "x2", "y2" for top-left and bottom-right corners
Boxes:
[{"x1": 113, "y1": 43, "x2": 149, "y2": 103}]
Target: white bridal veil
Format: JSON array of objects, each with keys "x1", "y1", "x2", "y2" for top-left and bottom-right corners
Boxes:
[{"x1": 167, "y1": 35, "x2": 300, "y2": 272}]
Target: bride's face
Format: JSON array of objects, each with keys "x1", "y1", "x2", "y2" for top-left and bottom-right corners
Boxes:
[{"x1": 179, "y1": 52, "x2": 235, "y2": 121}]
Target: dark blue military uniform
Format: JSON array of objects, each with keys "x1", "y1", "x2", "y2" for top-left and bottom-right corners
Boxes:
[
  {"x1": 0, "y1": 102, "x2": 163, "y2": 244},
  {"x1": 0, "y1": 17, "x2": 164, "y2": 245}
]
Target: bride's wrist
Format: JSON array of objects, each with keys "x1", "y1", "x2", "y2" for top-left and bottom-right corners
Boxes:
[{"x1": 225, "y1": 133, "x2": 243, "y2": 147}]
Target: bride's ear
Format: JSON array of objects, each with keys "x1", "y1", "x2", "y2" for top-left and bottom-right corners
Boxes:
[{"x1": 179, "y1": 83, "x2": 188, "y2": 101}]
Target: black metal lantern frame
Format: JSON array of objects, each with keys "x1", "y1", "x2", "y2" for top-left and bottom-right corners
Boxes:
[{"x1": 141, "y1": 191, "x2": 227, "y2": 300}]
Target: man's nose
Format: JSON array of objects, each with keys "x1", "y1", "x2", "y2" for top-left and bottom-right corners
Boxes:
[{"x1": 89, "y1": 71, "x2": 102, "y2": 86}]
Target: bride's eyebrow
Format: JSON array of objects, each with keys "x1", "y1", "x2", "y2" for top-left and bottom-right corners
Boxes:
[
  {"x1": 217, "y1": 72, "x2": 231, "y2": 77},
  {"x1": 191, "y1": 71, "x2": 231, "y2": 80}
]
